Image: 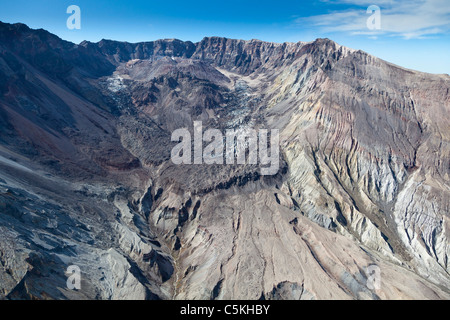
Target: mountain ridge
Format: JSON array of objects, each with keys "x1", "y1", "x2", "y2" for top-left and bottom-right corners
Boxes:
[{"x1": 0, "y1": 21, "x2": 449, "y2": 300}]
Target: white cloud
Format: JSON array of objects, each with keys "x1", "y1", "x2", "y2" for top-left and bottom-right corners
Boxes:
[{"x1": 296, "y1": 0, "x2": 450, "y2": 39}]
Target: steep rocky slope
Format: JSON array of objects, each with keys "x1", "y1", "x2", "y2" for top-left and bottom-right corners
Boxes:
[{"x1": 0, "y1": 21, "x2": 449, "y2": 299}]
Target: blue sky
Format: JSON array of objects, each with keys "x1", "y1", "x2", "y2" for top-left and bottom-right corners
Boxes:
[{"x1": 0, "y1": 0, "x2": 449, "y2": 74}]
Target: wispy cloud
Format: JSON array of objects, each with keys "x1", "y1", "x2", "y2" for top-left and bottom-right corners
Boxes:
[{"x1": 296, "y1": 0, "x2": 450, "y2": 39}]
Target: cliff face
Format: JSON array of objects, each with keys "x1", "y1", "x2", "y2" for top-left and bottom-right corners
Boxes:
[{"x1": 0, "y1": 21, "x2": 449, "y2": 299}]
